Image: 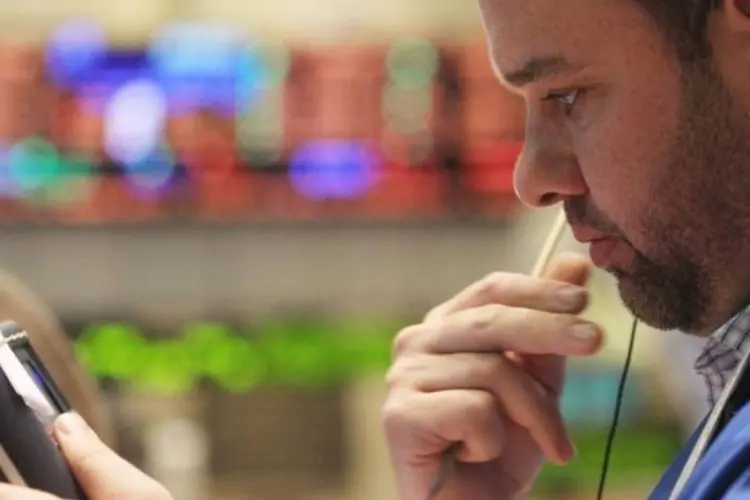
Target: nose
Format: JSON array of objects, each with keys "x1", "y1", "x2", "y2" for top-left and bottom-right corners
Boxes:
[{"x1": 513, "y1": 124, "x2": 587, "y2": 208}]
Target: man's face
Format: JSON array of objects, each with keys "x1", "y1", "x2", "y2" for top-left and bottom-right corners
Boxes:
[{"x1": 479, "y1": 0, "x2": 750, "y2": 334}]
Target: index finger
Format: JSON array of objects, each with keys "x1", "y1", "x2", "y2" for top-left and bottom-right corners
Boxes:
[
  {"x1": 425, "y1": 254, "x2": 591, "y2": 322},
  {"x1": 423, "y1": 305, "x2": 603, "y2": 357}
]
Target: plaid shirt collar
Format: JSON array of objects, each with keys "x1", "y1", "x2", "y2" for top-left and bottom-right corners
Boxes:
[{"x1": 694, "y1": 306, "x2": 750, "y2": 407}]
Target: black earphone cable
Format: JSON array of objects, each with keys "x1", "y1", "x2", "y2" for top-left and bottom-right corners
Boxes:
[{"x1": 596, "y1": 317, "x2": 639, "y2": 500}]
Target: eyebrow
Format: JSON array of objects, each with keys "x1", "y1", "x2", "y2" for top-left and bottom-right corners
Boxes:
[{"x1": 500, "y1": 55, "x2": 584, "y2": 88}]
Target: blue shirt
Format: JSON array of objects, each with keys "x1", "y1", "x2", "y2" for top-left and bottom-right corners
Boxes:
[
  {"x1": 647, "y1": 307, "x2": 750, "y2": 499},
  {"x1": 650, "y1": 401, "x2": 750, "y2": 498}
]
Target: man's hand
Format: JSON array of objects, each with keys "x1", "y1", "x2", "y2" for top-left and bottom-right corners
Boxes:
[
  {"x1": 382, "y1": 253, "x2": 604, "y2": 500},
  {"x1": 0, "y1": 412, "x2": 172, "y2": 499}
]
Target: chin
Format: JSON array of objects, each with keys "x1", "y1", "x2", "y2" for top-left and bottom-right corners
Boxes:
[{"x1": 614, "y1": 272, "x2": 705, "y2": 334}]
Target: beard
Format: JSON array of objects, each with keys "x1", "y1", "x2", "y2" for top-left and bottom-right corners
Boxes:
[{"x1": 568, "y1": 62, "x2": 750, "y2": 334}]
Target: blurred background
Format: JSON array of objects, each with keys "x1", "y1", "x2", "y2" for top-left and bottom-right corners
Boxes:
[{"x1": 0, "y1": 1, "x2": 713, "y2": 498}]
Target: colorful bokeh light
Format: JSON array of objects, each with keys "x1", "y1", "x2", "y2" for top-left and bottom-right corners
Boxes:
[
  {"x1": 289, "y1": 141, "x2": 381, "y2": 200},
  {"x1": 74, "y1": 319, "x2": 397, "y2": 394},
  {"x1": 45, "y1": 19, "x2": 107, "y2": 88},
  {"x1": 0, "y1": 144, "x2": 18, "y2": 197},
  {"x1": 387, "y1": 38, "x2": 439, "y2": 90},
  {"x1": 104, "y1": 79, "x2": 167, "y2": 165},
  {"x1": 8, "y1": 138, "x2": 62, "y2": 192},
  {"x1": 43, "y1": 152, "x2": 96, "y2": 205},
  {"x1": 121, "y1": 145, "x2": 177, "y2": 196},
  {"x1": 149, "y1": 23, "x2": 244, "y2": 117},
  {"x1": 235, "y1": 41, "x2": 290, "y2": 113},
  {"x1": 149, "y1": 23, "x2": 243, "y2": 79}
]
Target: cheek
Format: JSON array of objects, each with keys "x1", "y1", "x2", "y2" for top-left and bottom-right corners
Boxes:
[{"x1": 575, "y1": 89, "x2": 680, "y2": 240}]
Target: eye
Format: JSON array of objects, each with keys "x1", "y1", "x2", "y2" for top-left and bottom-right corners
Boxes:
[{"x1": 544, "y1": 89, "x2": 582, "y2": 116}]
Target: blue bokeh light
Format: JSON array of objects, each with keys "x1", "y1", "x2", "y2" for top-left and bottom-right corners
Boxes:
[
  {"x1": 149, "y1": 23, "x2": 245, "y2": 116},
  {"x1": 77, "y1": 50, "x2": 154, "y2": 114},
  {"x1": 122, "y1": 145, "x2": 177, "y2": 197},
  {"x1": 236, "y1": 46, "x2": 270, "y2": 113},
  {"x1": 149, "y1": 23, "x2": 242, "y2": 79},
  {"x1": 46, "y1": 20, "x2": 265, "y2": 124},
  {"x1": 45, "y1": 19, "x2": 107, "y2": 89},
  {"x1": 289, "y1": 141, "x2": 381, "y2": 200},
  {"x1": 0, "y1": 143, "x2": 18, "y2": 197},
  {"x1": 160, "y1": 74, "x2": 237, "y2": 117}
]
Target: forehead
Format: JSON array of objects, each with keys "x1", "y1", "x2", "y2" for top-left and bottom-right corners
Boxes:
[{"x1": 477, "y1": 0, "x2": 668, "y2": 84}]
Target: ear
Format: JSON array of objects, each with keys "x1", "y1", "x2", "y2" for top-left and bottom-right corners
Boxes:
[
  {"x1": 723, "y1": 0, "x2": 750, "y2": 33},
  {"x1": 736, "y1": 0, "x2": 750, "y2": 17}
]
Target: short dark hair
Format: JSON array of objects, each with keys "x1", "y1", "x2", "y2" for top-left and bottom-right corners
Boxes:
[{"x1": 634, "y1": 0, "x2": 722, "y2": 61}]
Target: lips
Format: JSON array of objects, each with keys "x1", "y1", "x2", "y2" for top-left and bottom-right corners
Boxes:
[
  {"x1": 569, "y1": 225, "x2": 623, "y2": 268},
  {"x1": 569, "y1": 225, "x2": 609, "y2": 244},
  {"x1": 588, "y1": 237, "x2": 622, "y2": 268}
]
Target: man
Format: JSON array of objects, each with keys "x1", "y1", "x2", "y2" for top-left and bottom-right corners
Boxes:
[
  {"x1": 6, "y1": 0, "x2": 750, "y2": 498},
  {"x1": 382, "y1": 0, "x2": 750, "y2": 498}
]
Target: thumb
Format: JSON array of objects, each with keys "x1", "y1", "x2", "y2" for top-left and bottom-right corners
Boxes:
[
  {"x1": 543, "y1": 252, "x2": 592, "y2": 286},
  {"x1": 54, "y1": 413, "x2": 171, "y2": 500},
  {"x1": 0, "y1": 484, "x2": 59, "y2": 499}
]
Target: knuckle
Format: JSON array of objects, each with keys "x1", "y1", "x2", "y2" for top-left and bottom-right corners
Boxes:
[
  {"x1": 385, "y1": 355, "x2": 423, "y2": 389},
  {"x1": 466, "y1": 355, "x2": 505, "y2": 384},
  {"x1": 480, "y1": 271, "x2": 529, "y2": 298},
  {"x1": 479, "y1": 271, "x2": 511, "y2": 296},
  {"x1": 463, "y1": 391, "x2": 497, "y2": 424},
  {"x1": 466, "y1": 305, "x2": 502, "y2": 334},
  {"x1": 392, "y1": 324, "x2": 426, "y2": 357},
  {"x1": 381, "y1": 395, "x2": 415, "y2": 434},
  {"x1": 384, "y1": 362, "x2": 405, "y2": 388},
  {"x1": 423, "y1": 304, "x2": 445, "y2": 322}
]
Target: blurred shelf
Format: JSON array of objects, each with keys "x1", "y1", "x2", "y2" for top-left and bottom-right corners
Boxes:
[{"x1": 0, "y1": 215, "x2": 520, "y2": 232}]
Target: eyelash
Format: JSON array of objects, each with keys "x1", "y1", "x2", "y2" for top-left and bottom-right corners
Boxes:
[{"x1": 543, "y1": 89, "x2": 583, "y2": 117}]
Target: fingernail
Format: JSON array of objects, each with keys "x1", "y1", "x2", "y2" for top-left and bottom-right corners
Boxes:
[
  {"x1": 55, "y1": 412, "x2": 89, "y2": 436},
  {"x1": 560, "y1": 440, "x2": 577, "y2": 464},
  {"x1": 565, "y1": 439, "x2": 577, "y2": 460},
  {"x1": 567, "y1": 322, "x2": 600, "y2": 343},
  {"x1": 556, "y1": 287, "x2": 586, "y2": 309}
]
